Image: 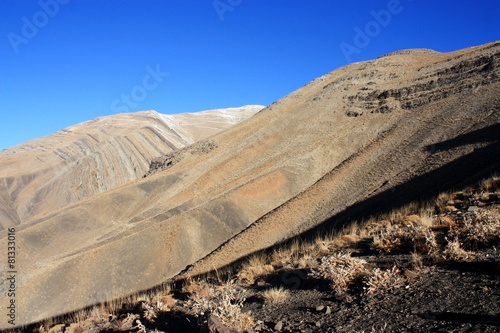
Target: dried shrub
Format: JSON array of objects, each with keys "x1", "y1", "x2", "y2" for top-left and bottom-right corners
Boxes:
[
  {"x1": 188, "y1": 280, "x2": 254, "y2": 332},
  {"x1": 309, "y1": 252, "x2": 368, "y2": 294},
  {"x1": 450, "y1": 210, "x2": 500, "y2": 250},
  {"x1": 480, "y1": 175, "x2": 500, "y2": 192},
  {"x1": 261, "y1": 287, "x2": 290, "y2": 304},
  {"x1": 141, "y1": 301, "x2": 158, "y2": 322},
  {"x1": 371, "y1": 221, "x2": 437, "y2": 255},
  {"x1": 237, "y1": 254, "x2": 274, "y2": 284},
  {"x1": 365, "y1": 266, "x2": 403, "y2": 296},
  {"x1": 443, "y1": 237, "x2": 474, "y2": 261}
]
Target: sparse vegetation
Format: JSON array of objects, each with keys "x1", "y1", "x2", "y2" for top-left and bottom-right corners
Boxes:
[
  {"x1": 237, "y1": 253, "x2": 274, "y2": 284},
  {"x1": 442, "y1": 236, "x2": 474, "y2": 261},
  {"x1": 365, "y1": 266, "x2": 403, "y2": 296},
  {"x1": 22, "y1": 175, "x2": 500, "y2": 333},
  {"x1": 371, "y1": 218, "x2": 438, "y2": 255},
  {"x1": 449, "y1": 210, "x2": 500, "y2": 250},
  {"x1": 261, "y1": 287, "x2": 290, "y2": 304},
  {"x1": 310, "y1": 252, "x2": 368, "y2": 294},
  {"x1": 187, "y1": 279, "x2": 254, "y2": 332}
]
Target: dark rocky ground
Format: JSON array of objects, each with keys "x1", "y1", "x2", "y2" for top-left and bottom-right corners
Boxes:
[
  {"x1": 100, "y1": 232, "x2": 499, "y2": 333},
  {"x1": 134, "y1": 202, "x2": 500, "y2": 333},
  {"x1": 243, "y1": 250, "x2": 500, "y2": 333},
  {"x1": 96, "y1": 208, "x2": 499, "y2": 333}
]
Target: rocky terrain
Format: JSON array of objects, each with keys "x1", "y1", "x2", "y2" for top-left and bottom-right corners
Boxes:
[
  {"x1": 21, "y1": 175, "x2": 500, "y2": 333},
  {"x1": 0, "y1": 41, "x2": 499, "y2": 330}
]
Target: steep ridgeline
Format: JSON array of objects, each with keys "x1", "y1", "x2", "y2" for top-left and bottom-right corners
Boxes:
[
  {"x1": 0, "y1": 106, "x2": 262, "y2": 230},
  {"x1": 1, "y1": 42, "x2": 499, "y2": 328}
]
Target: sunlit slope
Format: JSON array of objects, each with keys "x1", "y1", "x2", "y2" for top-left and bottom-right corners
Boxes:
[{"x1": 0, "y1": 105, "x2": 262, "y2": 230}]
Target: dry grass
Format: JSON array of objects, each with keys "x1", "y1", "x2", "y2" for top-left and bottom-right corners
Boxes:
[
  {"x1": 309, "y1": 252, "x2": 368, "y2": 294},
  {"x1": 443, "y1": 237, "x2": 475, "y2": 260},
  {"x1": 480, "y1": 175, "x2": 500, "y2": 192},
  {"x1": 419, "y1": 205, "x2": 436, "y2": 228},
  {"x1": 365, "y1": 266, "x2": 403, "y2": 296},
  {"x1": 188, "y1": 279, "x2": 254, "y2": 332},
  {"x1": 371, "y1": 220, "x2": 438, "y2": 255},
  {"x1": 411, "y1": 250, "x2": 424, "y2": 270},
  {"x1": 237, "y1": 253, "x2": 274, "y2": 284},
  {"x1": 435, "y1": 191, "x2": 455, "y2": 212},
  {"x1": 261, "y1": 286, "x2": 290, "y2": 304},
  {"x1": 270, "y1": 247, "x2": 293, "y2": 267},
  {"x1": 291, "y1": 253, "x2": 314, "y2": 269},
  {"x1": 450, "y1": 210, "x2": 500, "y2": 250}
]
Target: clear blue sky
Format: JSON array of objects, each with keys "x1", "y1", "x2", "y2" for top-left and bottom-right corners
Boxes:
[{"x1": 1, "y1": 0, "x2": 499, "y2": 150}]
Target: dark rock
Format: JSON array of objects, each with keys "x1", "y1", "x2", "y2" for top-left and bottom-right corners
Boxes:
[{"x1": 346, "y1": 111, "x2": 361, "y2": 117}]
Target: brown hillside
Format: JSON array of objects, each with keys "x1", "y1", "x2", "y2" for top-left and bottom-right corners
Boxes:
[
  {"x1": 0, "y1": 42, "x2": 499, "y2": 329},
  {"x1": 0, "y1": 106, "x2": 262, "y2": 231}
]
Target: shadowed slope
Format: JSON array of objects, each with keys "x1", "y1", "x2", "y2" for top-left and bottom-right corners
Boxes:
[{"x1": 0, "y1": 42, "x2": 499, "y2": 328}]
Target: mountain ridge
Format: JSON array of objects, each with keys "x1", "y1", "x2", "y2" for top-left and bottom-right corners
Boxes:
[{"x1": 0, "y1": 105, "x2": 263, "y2": 231}]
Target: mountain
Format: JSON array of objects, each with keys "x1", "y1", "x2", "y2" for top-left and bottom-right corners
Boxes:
[
  {"x1": 0, "y1": 105, "x2": 263, "y2": 231},
  {"x1": 1, "y1": 42, "x2": 499, "y2": 328}
]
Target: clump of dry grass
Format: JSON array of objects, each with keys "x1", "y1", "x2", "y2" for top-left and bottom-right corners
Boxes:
[
  {"x1": 450, "y1": 210, "x2": 500, "y2": 250},
  {"x1": 291, "y1": 252, "x2": 315, "y2": 269},
  {"x1": 365, "y1": 266, "x2": 404, "y2": 296},
  {"x1": 371, "y1": 220, "x2": 438, "y2": 255},
  {"x1": 418, "y1": 205, "x2": 436, "y2": 228},
  {"x1": 411, "y1": 250, "x2": 424, "y2": 270},
  {"x1": 480, "y1": 175, "x2": 500, "y2": 192},
  {"x1": 443, "y1": 236, "x2": 475, "y2": 260},
  {"x1": 309, "y1": 252, "x2": 368, "y2": 294},
  {"x1": 271, "y1": 247, "x2": 292, "y2": 267},
  {"x1": 188, "y1": 279, "x2": 254, "y2": 332},
  {"x1": 261, "y1": 286, "x2": 290, "y2": 304},
  {"x1": 237, "y1": 253, "x2": 274, "y2": 284}
]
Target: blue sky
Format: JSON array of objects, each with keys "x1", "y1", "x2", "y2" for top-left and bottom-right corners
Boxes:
[{"x1": 1, "y1": 0, "x2": 499, "y2": 150}]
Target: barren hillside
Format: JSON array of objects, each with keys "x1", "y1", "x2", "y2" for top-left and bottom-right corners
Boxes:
[
  {"x1": 0, "y1": 105, "x2": 262, "y2": 230},
  {"x1": 1, "y1": 42, "x2": 499, "y2": 329}
]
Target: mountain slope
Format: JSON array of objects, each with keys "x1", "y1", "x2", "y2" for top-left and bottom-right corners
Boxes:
[
  {"x1": 1, "y1": 42, "x2": 499, "y2": 328},
  {"x1": 0, "y1": 105, "x2": 262, "y2": 230}
]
